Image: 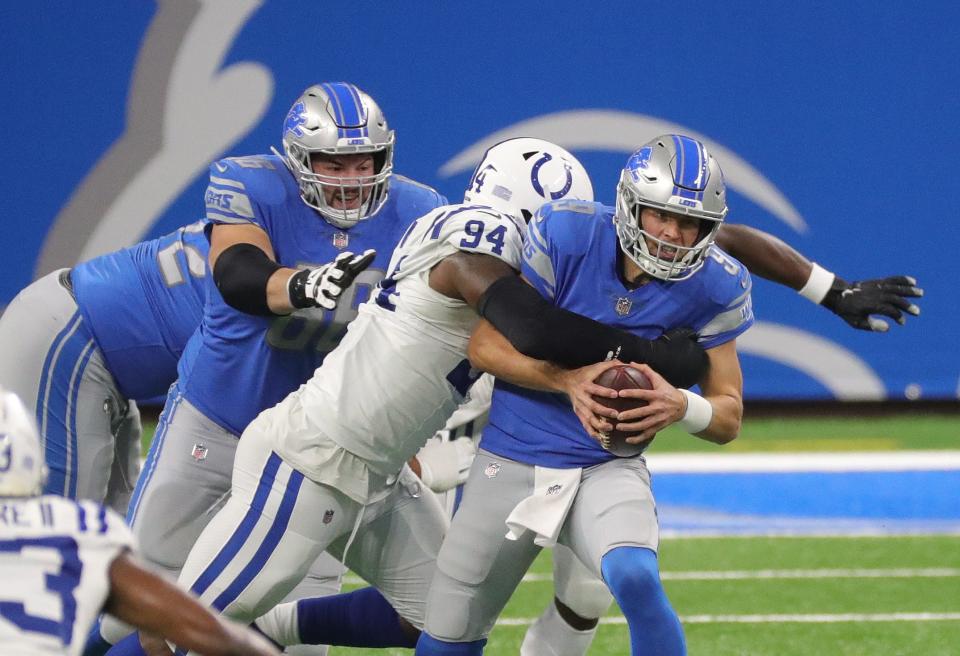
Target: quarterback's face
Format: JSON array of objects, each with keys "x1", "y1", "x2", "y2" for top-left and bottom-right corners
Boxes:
[
  {"x1": 311, "y1": 153, "x2": 376, "y2": 210},
  {"x1": 640, "y1": 208, "x2": 701, "y2": 259}
]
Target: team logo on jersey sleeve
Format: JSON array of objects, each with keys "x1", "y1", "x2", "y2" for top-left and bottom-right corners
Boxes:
[
  {"x1": 615, "y1": 297, "x2": 633, "y2": 316},
  {"x1": 333, "y1": 232, "x2": 349, "y2": 249}
]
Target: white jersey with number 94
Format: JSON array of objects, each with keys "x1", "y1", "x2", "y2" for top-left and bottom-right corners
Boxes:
[
  {"x1": 271, "y1": 204, "x2": 524, "y2": 482},
  {"x1": 0, "y1": 496, "x2": 134, "y2": 655}
]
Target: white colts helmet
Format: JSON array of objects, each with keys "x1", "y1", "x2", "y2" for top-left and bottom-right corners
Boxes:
[
  {"x1": 614, "y1": 134, "x2": 727, "y2": 281},
  {"x1": 280, "y1": 82, "x2": 395, "y2": 229},
  {"x1": 463, "y1": 138, "x2": 594, "y2": 221},
  {"x1": 0, "y1": 388, "x2": 47, "y2": 497}
]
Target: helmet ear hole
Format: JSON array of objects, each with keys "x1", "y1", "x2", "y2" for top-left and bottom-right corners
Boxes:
[{"x1": 373, "y1": 150, "x2": 387, "y2": 175}]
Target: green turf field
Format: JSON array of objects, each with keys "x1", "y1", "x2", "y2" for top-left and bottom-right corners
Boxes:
[
  {"x1": 140, "y1": 413, "x2": 960, "y2": 456},
  {"x1": 138, "y1": 413, "x2": 960, "y2": 654},
  {"x1": 647, "y1": 413, "x2": 960, "y2": 453},
  {"x1": 334, "y1": 536, "x2": 960, "y2": 655}
]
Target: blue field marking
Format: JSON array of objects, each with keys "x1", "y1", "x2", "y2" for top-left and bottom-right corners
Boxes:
[{"x1": 653, "y1": 469, "x2": 960, "y2": 536}]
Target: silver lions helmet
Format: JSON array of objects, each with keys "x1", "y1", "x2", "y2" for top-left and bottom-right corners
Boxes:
[
  {"x1": 0, "y1": 387, "x2": 47, "y2": 497},
  {"x1": 280, "y1": 82, "x2": 395, "y2": 228},
  {"x1": 463, "y1": 138, "x2": 594, "y2": 221},
  {"x1": 615, "y1": 134, "x2": 727, "y2": 281}
]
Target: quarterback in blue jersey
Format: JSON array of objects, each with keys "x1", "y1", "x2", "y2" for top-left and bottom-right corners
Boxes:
[
  {"x1": 417, "y1": 136, "x2": 751, "y2": 656},
  {"x1": 0, "y1": 222, "x2": 209, "y2": 514},
  {"x1": 98, "y1": 83, "x2": 446, "y2": 653}
]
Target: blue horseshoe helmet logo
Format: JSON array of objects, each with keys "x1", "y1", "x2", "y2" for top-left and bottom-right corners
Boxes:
[{"x1": 530, "y1": 152, "x2": 573, "y2": 199}]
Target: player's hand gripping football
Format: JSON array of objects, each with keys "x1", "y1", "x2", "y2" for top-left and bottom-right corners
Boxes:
[
  {"x1": 556, "y1": 359, "x2": 623, "y2": 441},
  {"x1": 612, "y1": 363, "x2": 688, "y2": 443},
  {"x1": 821, "y1": 275, "x2": 923, "y2": 332},
  {"x1": 288, "y1": 249, "x2": 376, "y2": 311}
]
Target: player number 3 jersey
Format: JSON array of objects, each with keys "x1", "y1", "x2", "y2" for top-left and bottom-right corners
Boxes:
[
  {"x1": 271, "y1": 204, "x2": 524, "y2": 482},
  {"x1": 0, "y1": 496, "x2": 134, "y2": 655}
]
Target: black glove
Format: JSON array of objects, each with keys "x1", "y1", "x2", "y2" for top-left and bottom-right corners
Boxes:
[
  {"x1": 648, "y1": 327, "x2": 709, "y2": 389},
  {"x1": 821, "y1": 275, "x2": 922, "y2": 332},
  {"x1": 288, "y1": 249, "x2": 376, "y2": 311}
]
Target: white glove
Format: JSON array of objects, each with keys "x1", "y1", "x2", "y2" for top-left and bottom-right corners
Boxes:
[
  {"x1": 288, "y1": 249, "x2": 376, "y2": 311},
  {"x1": 416, "y1": 436, "x2": 477, "y2": 493}
]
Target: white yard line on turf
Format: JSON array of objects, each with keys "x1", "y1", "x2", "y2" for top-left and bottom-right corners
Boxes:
[
  {"x1": 343, "y1": 567, "x2": 960, "y2": 586},
  {"x1": 646, "y1": 450, "x2": 960, "y2": 473},
  {"x1": 495, "y1": 612, "x2": 960, "y2": 626}
]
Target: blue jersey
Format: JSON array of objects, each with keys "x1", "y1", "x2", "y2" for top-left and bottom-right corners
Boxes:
[
  {"x1": 71, "y1": 222, "x2": 208, "y2": 402},
  {"x1": 482, "y1": 200, "x2": 754, "y2": 468},
  {"x1": 178, "y1": 154, "x2": 446, "y2": 435}
]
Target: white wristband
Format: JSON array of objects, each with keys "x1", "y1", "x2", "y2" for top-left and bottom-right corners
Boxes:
[
  {"x1": 798, "y1": 263, "x2": 836, "y2": 304},
  {"x1": 678, "y1": 389, "x2": 713, "y2": 434}
]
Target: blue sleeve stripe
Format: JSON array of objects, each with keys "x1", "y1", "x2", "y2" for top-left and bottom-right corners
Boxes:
[
  {"x1": 76, "y1": 503, "x2": 87, "y2": 533},
  {"x1": 97, "y1": 505, "x2": 108, "y2": 535}
]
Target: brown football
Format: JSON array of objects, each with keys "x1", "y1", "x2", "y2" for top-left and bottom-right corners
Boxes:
[{"x1": 592, "y1": 365, "x2": 654, "y2": 456}]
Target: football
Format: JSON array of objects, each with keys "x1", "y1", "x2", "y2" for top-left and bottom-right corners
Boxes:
[{"x1": 592, "y1": 365, "x2": 654, "y2": 456}]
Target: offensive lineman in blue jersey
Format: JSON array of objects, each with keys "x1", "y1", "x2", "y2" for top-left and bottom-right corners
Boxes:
[
  {"x1": 0, "y1": 222, "x2": 209, "y2": 514},
  {"x1": 417, "y1": 136, "x2": 751, "y2": 656},
  {"x1": 97, "y1": 83, "x2": 447, "y2": 654}
]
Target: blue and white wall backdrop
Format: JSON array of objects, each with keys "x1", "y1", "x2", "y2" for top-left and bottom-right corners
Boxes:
[{"x1": 4, "y1": 2, "x2": 958, "y2": 400}]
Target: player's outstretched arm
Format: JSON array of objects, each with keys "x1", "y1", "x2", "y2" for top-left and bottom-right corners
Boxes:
[
  {"x1": 715, "y1": 223, "x2": 922, "y2": 332},
  {"x1": 431, "y1": 253, "x2": 708, "y2": 387},
  {"x1": 467, "y1": 318, "x2": 623, "y2": 439},
  {"x1": 104, "y1": 551, "x2": 281, "y2": 656},
  {"x1": 209, "y1": 223, "x2": 374, "y2": 315}
]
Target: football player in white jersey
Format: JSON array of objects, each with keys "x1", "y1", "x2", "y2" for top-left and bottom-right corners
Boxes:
[
  {"x1": 154, "y1": 138, "x2": 714, "y2": 654},
  {"x1": 0, "y1": 387, "x2": 280, "y2": 656}
]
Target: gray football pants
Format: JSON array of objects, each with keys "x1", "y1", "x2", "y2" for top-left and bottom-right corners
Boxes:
[
  {"x1": 424, "y1": 448, "x2": 658, "y2": 643},
  {"x1": 102, "y1": 386, "x2": 344, "y2": 655},
  {"x1": 0, "y1": 269, "x2": 140, "y2": 513}
]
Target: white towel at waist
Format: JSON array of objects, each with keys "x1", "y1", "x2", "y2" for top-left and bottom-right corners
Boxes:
[{"x1": 505, "y1": 466, "x2": 582, "y2": 548}]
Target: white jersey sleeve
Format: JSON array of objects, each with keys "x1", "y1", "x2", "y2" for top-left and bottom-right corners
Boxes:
[
  {"x1": 0, "y1": 496, "x2": 134, "y2": 656},
  {"x1": 270, "y1": 205, "x2": 523, "y2": 488},
  {"x1": 439, "y1": 373, "x2": 493, "y2": 440},
  {"x1": 378, "y1": 204, "x2": 525, "y2": 334}
]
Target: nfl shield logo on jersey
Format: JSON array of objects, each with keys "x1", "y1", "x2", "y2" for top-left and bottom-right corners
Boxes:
[
  {"x1": 322, "y1": 509, "x2": 335, "y2": 525},
  {"x1": 484, "y1": 462, "x2": 501, "y2": 478},
  {"x1": 615, "y1": 297, "x2": 633, "y2": 316},
  {"x1": 191, "y1": 444, "x2": 208, "y2": 461},
  {"x1": 333, "y1": 232, "x2": 349, "y2": 249}
]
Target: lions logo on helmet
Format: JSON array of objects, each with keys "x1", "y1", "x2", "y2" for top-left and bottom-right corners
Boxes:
[
  {"x1": 0, "y1": 388, "x2": 47, "y2": 497},
  {"x1": 615, "y1": 134, "x2": 727, "y2": 281},
  {"x1": 279, "y1": 82, "x2": 395, "y2": 229},
  {"x1": 463, "y1": 138, "x2": 594, "y2": 221}
]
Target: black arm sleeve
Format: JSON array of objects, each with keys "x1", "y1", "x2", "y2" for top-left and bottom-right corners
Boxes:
[
  {"x1": 212, "y1": 243, "x2": 283, "y2": 316},
  {"x1": 477, "y1": 275, "x2": 708, "y2": 388}
]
